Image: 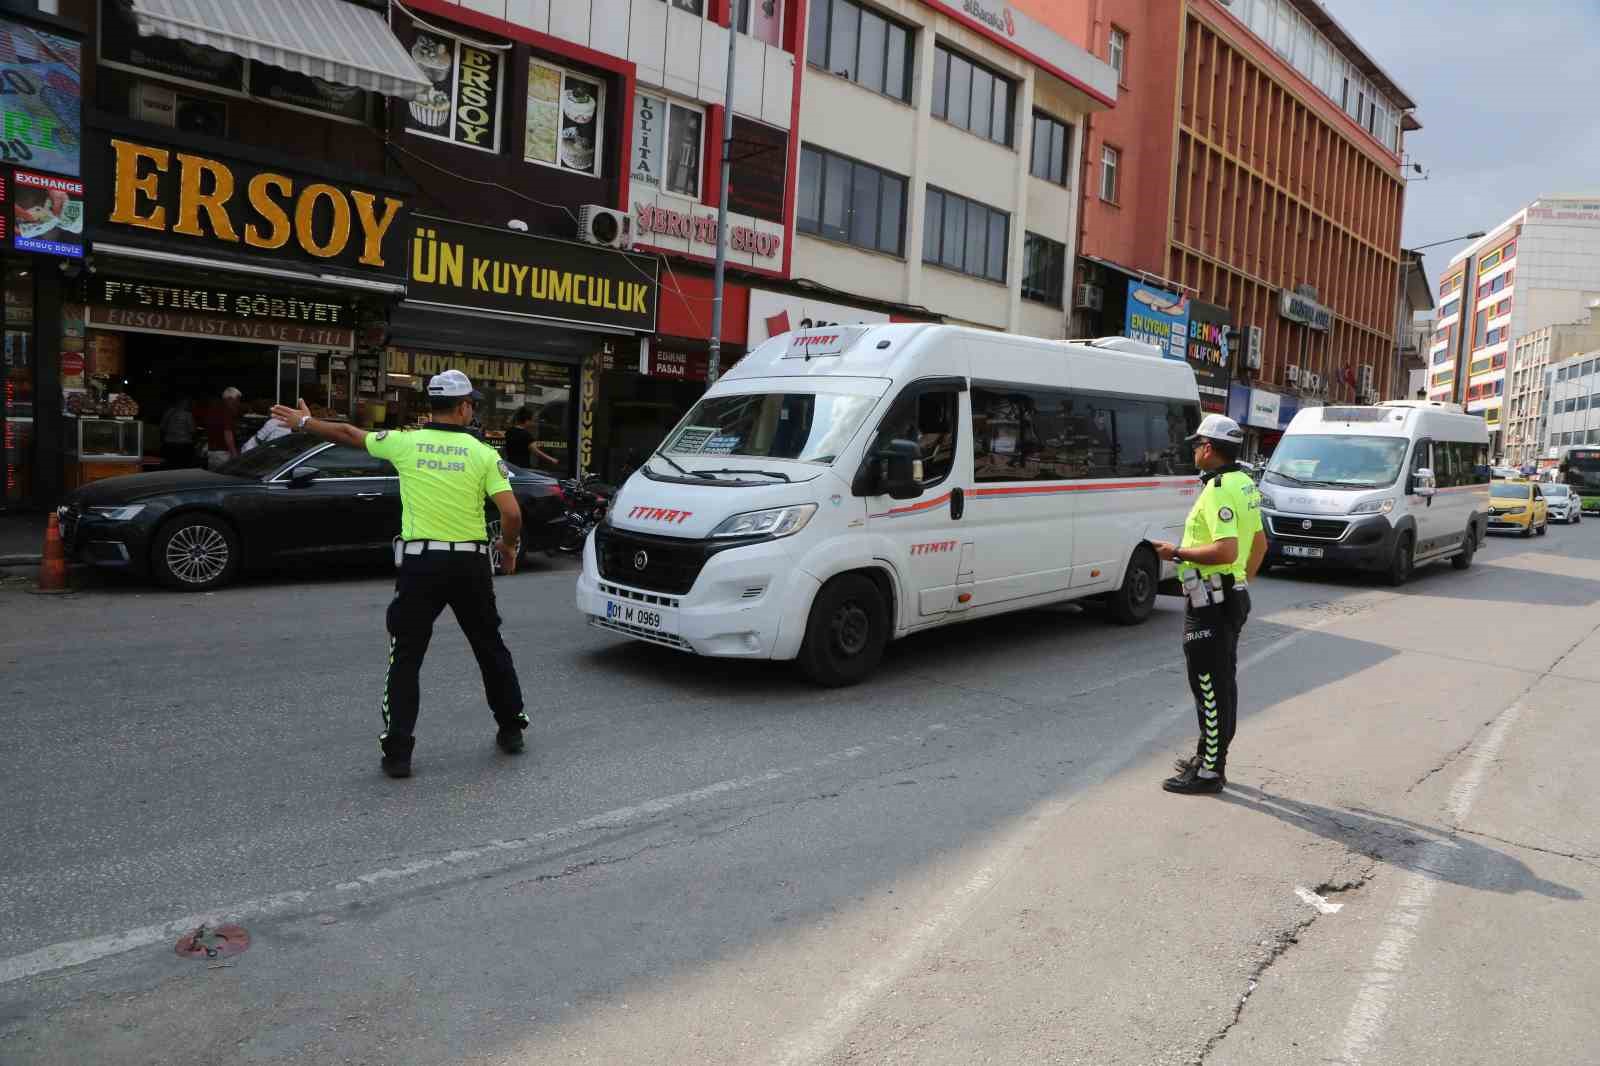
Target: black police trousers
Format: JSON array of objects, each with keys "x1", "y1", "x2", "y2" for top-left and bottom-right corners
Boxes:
[
  {"x1": 1182, "y1": 585, "x2": 1251, "y2": 776},
  {"x1": 381, "y1": 548, "x2": 526, "y2": 757}
]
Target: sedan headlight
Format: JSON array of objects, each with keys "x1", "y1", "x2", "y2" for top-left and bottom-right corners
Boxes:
[
  {"x1": 710, "y1": 504, "x2": 818, "y2": 539},
  {"x1": 89, "y1": 505, "x2": 147, "y2": 521},
  {"x1": 1349, "y1": 497, "x2": 1396, "y2": 516}
]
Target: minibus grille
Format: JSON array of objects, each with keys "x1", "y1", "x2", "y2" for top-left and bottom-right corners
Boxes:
[
  {"x1": 1267, "y1": 516, "x2": 1350, "y2": 541},
  {"x1": 596, "y1": 525, "x2": 710, "y2": 595}
]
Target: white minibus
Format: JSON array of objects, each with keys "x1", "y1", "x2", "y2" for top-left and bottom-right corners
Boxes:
[
  {"x1": 1259, "y1": 400, "x2": 1490, "y2": 584},
  {"x1": 576, "y1": 324, "x2": 1204, "y2": 684}
]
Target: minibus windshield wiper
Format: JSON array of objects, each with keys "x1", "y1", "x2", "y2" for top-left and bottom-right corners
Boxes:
[
  {"x1": 701, "y1": 468, "x2": 792, "y2": 482},
  {"x1": 1264, "y1": 470, "x2": 1316, "y2": 486},
  {"x1": 653, "y1": 449, "x2": 714, "y2": 479}
]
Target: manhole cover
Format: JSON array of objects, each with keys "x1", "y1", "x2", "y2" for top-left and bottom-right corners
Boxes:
[{"x1": 175, "y1": 924, "x2": 250, "y2": 960}]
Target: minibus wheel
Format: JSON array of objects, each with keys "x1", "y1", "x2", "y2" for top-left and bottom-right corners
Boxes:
[
  {"x1": 1384, "y1": 533, "x2": 1414, "y2": 587},
  {"x1": 1107, "y1": 546, "x2": 1158, "y2": 625},
  {"x1": 798, "y1": 573, "x2": 889, "y2": 687}
]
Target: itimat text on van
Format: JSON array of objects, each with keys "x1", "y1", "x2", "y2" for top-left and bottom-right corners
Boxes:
[
  {"x1": 576, "y1": 324, "x2": 1206, "y2": 685},
  {"x1": 1259, "y1": 401, "x2": 1490, "y2": 586}
]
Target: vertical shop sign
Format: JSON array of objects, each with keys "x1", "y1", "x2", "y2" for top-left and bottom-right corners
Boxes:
[
  {"x1": 579, "y1": 351, "x2": 599, "y2": 475},
  {"x1": 1124, "y1": 281, "x2": 1189, "y2": 361},
  {"x1": 0, "y1": 19, "x2": 83, "y2": 176},
  {"x1": 631, "y1": 92, "x2": 661, "y2": 190}
]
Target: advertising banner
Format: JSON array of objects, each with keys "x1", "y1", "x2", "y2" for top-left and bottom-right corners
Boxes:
[
  {"x1": 11, "y1": 169, "x2": 83, "y2": 257},
  {"x1": 1124, "y1": 280, "x2": 1189, "y2": 361},
  {"x1": 0, "y1": 18, "x2": 82, "y2": 177}
]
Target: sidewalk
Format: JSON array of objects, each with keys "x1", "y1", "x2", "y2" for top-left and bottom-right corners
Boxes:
[{"x1": 0, "y1": 512, "x2": 46, "y2": 565}]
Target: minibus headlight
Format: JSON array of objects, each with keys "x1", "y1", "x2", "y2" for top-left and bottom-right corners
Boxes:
[
  {"x1": 1349, "y1": 497, "x2": 1395, "y2": 516},
  {"x1": 1257, "y1": 490, "x2": 1277, "y2": 510},
  {"x1": 710, "y1": 504, "x2": 818, "y2": 539}
]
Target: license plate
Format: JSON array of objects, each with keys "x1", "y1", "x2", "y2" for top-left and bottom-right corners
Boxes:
[
  {"x1": 604, "y1": 599, "x2": 672, "y2": 633},
  {"x1": 1283, "y1": 545, "x2": 1324, "y2": 559}
]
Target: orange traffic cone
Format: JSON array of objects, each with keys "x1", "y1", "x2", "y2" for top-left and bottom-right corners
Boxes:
[{"x1": 36, "y1": 513, "x2": 68, "y2": 593}]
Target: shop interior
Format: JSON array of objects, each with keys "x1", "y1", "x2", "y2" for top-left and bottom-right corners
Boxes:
[{"x1": 593, "y1": 370, "x2": 705, "y2": 485}]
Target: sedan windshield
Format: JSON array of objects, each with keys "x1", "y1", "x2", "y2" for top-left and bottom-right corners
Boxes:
[
  {"x1": 661, "y1": 392, "x2": 879, "y2": 466},
  {"x1": 1265, "y1": 435, "x2": 1409, "y2": 489},
  {"x1": 1545, "y1": 484, "x2": 1570, "y2": 498},
  {"x1": 217, "y1": 433, "x2": 316, "y2": 479},
  {"x1": 1491, "y1": 483, "x2": 1533, "y2": 500}
]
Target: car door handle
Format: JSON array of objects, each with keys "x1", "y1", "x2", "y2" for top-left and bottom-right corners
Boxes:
[
  {"x1": 355, "y1": 492, "x2": 383, "y2": 499},
  {"x1": 950, "y1": 486, "x2": 965, "y2": 521}
]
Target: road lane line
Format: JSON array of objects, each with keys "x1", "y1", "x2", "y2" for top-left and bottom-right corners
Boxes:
[
  {"x1": 1295, "y1": 886, "x2": 1344, "y2": 914},
  {"x1": 1331, "y1": 699, "x2": 1526, "y2": 1065},
  {"x1": 0, "y1": 617, "x2": 1330, "y2": 990},
  {"x1": 776, "y1": 623, "x2": 1324, "y2": 1066}
]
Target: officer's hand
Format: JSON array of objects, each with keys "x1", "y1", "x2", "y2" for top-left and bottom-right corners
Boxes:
[
  {"x1": 1150, "y1": 540, "x2": 1178, "y2": 561},
  {"x1": 271, "y1": 399, "x2": 312, "y2": 428},
  {"x1": 496, "y1": 539, "x2": 518, "y2": 576}
]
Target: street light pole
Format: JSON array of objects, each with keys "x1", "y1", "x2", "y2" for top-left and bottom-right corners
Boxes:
[
  {"x1": 707, "y1": 6, "x2": 739, "y2": 387},
  {"x1": 1390, "y1": 231, "x2": 1485, "y2": 403}
]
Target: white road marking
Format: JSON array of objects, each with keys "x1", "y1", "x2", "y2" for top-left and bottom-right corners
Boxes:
[
  {"x1": 1295, "y1": 886, "x2": 1345, "y2": 914},
  {"x1": 0, "y1": 614, "x2": 1329, "y2": 991},
  {"x1": 1331, "y1": 700, "x2": 1526, "y2": 1065},
  {"x1": 776, "y1": 622, "x2": 1325, "y2": 1066}
]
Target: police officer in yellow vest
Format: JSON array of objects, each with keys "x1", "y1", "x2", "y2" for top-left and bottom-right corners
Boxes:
[
  {"x1": 1150, "y1": 414, "x2": 1265, "y2": 795},
  {"x1": 271, "y1": 370, "x2": 527, "y2": 779}
]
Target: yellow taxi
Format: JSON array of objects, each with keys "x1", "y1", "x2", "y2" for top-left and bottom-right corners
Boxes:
[{"x1": 1487, "y1": 480, "x2": 1549, "y2": 537}]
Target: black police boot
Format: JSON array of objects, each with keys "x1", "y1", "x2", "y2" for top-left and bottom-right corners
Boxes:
[
  {"x1": 1162, "y1": 761, "x2": 1224, "y2": 794},
  {"x1": 381, "y1": 754, "x2": 412, "y2": 778},
  {"x1": 495, "y1": 726, "x2": 526, "y2": 755}
]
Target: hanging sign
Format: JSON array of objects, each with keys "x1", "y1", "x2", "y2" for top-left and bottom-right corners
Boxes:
[{"x1": 1124, "y1": 281, "x2": 1189, "y2": 361}]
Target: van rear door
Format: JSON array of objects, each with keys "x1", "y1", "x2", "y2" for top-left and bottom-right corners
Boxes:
[{"x1": 861, "y1": 381, "x2": 970, "y2": 623}]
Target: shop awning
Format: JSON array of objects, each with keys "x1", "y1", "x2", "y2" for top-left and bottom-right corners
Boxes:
[{"x1": 128, "y1": 0, "x2": 431, "y2": 99}]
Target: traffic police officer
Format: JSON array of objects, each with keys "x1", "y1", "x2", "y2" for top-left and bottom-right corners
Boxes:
[
  {"x1": 271, "y1": 370, "x2": 528, "y2": 779},
  {"x1": 1151, "y1": 414, "x2": 1264, "y2": 795}
]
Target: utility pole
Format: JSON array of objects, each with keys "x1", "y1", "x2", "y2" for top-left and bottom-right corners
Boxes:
[{"x1": 707, "y1": 5, "x2": 739, "y2": 386}]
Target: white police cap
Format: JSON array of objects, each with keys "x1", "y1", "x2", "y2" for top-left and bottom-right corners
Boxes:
[
  {"x1": 427, "y1": 369, "x2": 483, "y2": 401},
  {"x1": 1186, "y1": 413, "x2": 1246, "y2": 446}
]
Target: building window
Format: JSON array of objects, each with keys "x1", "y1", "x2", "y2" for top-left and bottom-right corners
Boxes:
[
  {"x1": 807, "y1": 0, "x2": 914, "y2": 103},
  {"x1": 1108, "y1": 27, "x2": 1127, "y2": 84},
  {"x1": 631, "y1": 94, "x2": 704, "y2": 198},
  {"x1": 1029, "y1": 112, "x2": 1073, "y2": 185},
  {"x1": 796, "y1": 144, "x2": 906, "y2": 255},
  {"x1": 931, "y1": 44, "x2": 1014, "y2": 146},
  {"x1": 1021, "y1": 233, "x2": 1066, "y2": 306},
  {"x1": 734, "y1": 0, "x2": 784, "y2": 45},
  {"x1": 1100, "y1": 144, "x2": 1121, "y2": 202},
  {"x1": 663, "y1": 0, "x2": 704, "y2": 11},
  {"x1": 923, "y1": 185, "x2": 1008, "y2": 282}
]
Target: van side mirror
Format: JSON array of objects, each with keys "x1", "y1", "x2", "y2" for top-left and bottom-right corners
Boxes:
[
  {"x1": 1411, "y1": 467, "x2": 1437, "y2": 498},
  {"x1": 289, "y1": 466, "x2": 320, "y2": 488},
  {"x1": 877, "y1": 439, "x2": 924, "y2": 500}
]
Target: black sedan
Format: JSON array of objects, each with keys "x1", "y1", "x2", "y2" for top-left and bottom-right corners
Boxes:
[{"x1": 57, "y1": 432, "x2": 568, "y2": 591}]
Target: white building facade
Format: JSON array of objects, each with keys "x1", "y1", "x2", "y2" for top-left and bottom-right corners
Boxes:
[
  {"x1": 1503, "y1": 305, "x2": 1600, "y2": 467},
  {"x1": 1542, "y1": 347, "x2": 1600, "y2": 460},
  {"x1": 793, "y1": 0, "x2": 1117, "y2": 335}
]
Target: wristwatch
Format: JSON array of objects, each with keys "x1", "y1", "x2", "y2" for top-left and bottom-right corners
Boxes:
[
  {"x1": 1172, "y1": 548, "x2": 1186, "y2": 564},
  {"x1": 297, "y1": 415, "x2": 311, "y2": 429}
]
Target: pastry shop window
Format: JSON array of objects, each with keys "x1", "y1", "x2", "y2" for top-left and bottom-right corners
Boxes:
[
  {"x1": 632, "y1": 93, "x2": 704, "y2": 200},
  {"x1": 399, "y1": 19, "x2": 508, "y2": 154},
  {"x1": 525, "y1": 59, "x2": 605, "y2": 178}
]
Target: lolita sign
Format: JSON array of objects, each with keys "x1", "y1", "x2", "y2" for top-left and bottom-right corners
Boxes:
[
  {"x1": 633, "y1": 202, "x2": 781, "y2": 260},
  {"x1": 100, "y1": 138, "x2": 408, "y2": 277}
]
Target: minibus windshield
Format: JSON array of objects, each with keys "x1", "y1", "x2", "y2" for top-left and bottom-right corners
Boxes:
[
  {"x1": 660, "y1": 392, "x2": 880, "y2": 466},
  {"x1": 1264, "y1": 435, "x2": 1409, "y2": 489}
]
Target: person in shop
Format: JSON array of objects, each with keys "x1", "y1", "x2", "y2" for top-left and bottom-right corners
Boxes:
[
  {"x1": 269, "y1": 370, "x2": 528, "y2": 780},
  {"x1": 204, "y1": 387, "x2": 242, "y2": 470},
  {"x1": 241, "y1": 414, "x2": 292, "y2": 453},
  {"x1": 159, "y1": 395, "x2": 196, "y2": 470},
  {"x1": 503, "y1": 407, "x2": 559, "y2": 470}
]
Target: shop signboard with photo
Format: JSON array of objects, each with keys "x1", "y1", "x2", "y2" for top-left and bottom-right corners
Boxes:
[
  {"x1": 92, "y1": 135, "x2": 411, "y2": 279},
  {"x1": 1124, "y1": 280, "x2": 1189, "y2": 361},
  {"x1": 407, "y1": 215, "x2": 658, "y2": 333},
  {"x1": 1185, "y1": 300, "x2": 1232, "y2": 413},
  {"x1": 11, "y1": 169, "x2": 83, "y2": 257},
  {"x1": 400, "y1": 20, "x2": 504, "y2": 154},
  {"x1": 0, "y1": 18, "x2": 81, "y2": 176},
  {"x1": 526, "y1": 58, "x2": 603, "y2": 178}
]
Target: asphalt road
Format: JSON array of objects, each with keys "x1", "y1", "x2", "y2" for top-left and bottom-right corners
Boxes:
[{"x1": 2, "y1": 525, "x2": 1597, "y2": 1065}]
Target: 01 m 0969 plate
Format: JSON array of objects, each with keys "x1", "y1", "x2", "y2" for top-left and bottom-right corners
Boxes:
[
  {"x1": 1283, "y1": 545, "x2": 1324, "y2": 559},
  {"x1": 603, "y1": 599, "x2": 673, "y2": 633}
]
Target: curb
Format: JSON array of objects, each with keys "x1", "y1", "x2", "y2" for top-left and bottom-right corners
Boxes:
[{"x1": 0, "y1": 554, "x2": 41, "y2": 566}]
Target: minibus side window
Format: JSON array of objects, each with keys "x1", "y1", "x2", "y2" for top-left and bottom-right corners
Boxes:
[
  {"x1": 870, "y1": 387, "x2": 960, "y2": 489},
  {"x1": 1410, "y1": 440, "x2": 1433, "y2": 487}
]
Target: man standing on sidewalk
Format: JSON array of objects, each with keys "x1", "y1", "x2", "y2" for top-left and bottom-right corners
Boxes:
[
  {"x1": 271, "y1": 370, "x2": 528, "y2": 779},
  {"x1": 1150, "y1": 414, "x2": 1265, "y2": 795}
]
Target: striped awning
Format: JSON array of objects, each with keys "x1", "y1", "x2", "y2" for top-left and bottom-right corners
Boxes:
[{"x1": 129, "y1": 0, "x2": 431, "y2": 100}]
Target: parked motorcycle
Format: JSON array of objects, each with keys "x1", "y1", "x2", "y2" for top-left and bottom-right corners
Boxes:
[{"x1": 556, "y1": 474, "x2": 612, "y2": 554}]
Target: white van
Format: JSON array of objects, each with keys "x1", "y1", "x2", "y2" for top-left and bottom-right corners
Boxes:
[
  {"x1": 1259, "y1": 400, "x2": 1490, "y2": 585},
  {"x1": 575, "y1": 323, "x2": 1204, "y2": 685}
]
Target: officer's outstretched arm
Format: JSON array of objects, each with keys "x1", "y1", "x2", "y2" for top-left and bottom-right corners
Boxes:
[{"x1": 270, "y1": 399, "x2": 368, "y2": 448}]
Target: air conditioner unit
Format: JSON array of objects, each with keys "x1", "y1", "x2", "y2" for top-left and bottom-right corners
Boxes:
[
  {"x1": 1074, "y1": 283, "x2": 1104, "y2": 311},
  {"x1": 1245, "y1": 325, "x2": 1264, "y2": 370},
  {"x1": 1287, "y1": 365, "x2": 1301, "y2": 384},
  {"x1": 577, "y1": 205, "x2": 632, "y2": 250},
  {"x1": 1358, "y1": 363, "x2": 1375, "y2": 391}
]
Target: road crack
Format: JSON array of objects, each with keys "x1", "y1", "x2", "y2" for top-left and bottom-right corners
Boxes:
[{"x1": 1454, "y1": 828, "x2": 1600, "y2": 871}]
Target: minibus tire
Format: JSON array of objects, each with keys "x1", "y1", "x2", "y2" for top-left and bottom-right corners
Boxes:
[
  {"x1": 797, "y1": 574, "x2": 889, "y2": 687},
  {"x1": 1384, "y1": 534, "x2": 1414, "y2": 587},
  {"x1": 1107, "y1": 547, "x2": 1159, "y2": 625},
  {"x1": 1451, "y1": 526, "x2": 1476, "y2": 570}
]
